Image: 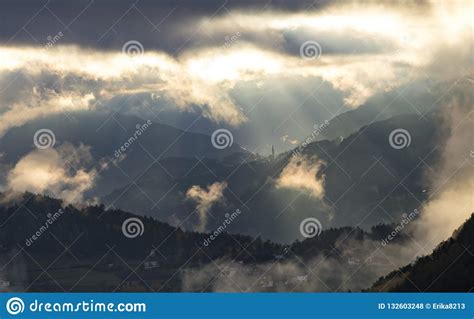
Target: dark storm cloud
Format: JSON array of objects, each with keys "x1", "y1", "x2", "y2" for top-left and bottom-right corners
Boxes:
[
  {"x1": 0, "y1": 0, "x2": 429, "y2": 55},
  {"x1": 0, "y1": 0, "x2": 330, "y2": 53}
]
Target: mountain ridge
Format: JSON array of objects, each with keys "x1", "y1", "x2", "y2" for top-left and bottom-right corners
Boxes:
[{"x1": 369, "y1": 213, "x2": 474, "y2": 292}]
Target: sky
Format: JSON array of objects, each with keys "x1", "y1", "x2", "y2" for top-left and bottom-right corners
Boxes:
[{"x1": 0, "y1": 0, "x2": 472, "y2": 154}]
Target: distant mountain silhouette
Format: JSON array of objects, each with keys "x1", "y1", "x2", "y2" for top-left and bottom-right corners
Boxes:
[
  {"x1": 104, "y1": 111, "x2": 444, "y2": 242},
  {"x1": 313, "y1": 81, "x2": 446, "y2": 142},
  {"x1": 0, "y1": 112, "x2": 251, "y2": 196}
]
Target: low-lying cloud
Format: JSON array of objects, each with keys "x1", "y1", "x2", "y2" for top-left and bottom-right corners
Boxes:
[
  {"x1": 186, "y1": 181, "x2": 228, "y2": 232},
  {"x1": 411, "y1": 98, "x2": 474, "y2": 252},
  {"x1": 6, "y1": 144, "x2": 97, "y2": 204},
  {"x1": 275, "y1": 155, "x2": 326, "y2": 199},
  {"x1": 181, "y1": 235, "x2": 419, "y2": 292}
]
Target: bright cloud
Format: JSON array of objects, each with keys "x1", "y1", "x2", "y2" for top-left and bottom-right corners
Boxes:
[
  {"x1": 276, "y1": 155, "x2": 326, "y2": 199},
  {"x1": 6, "y1": 144, "x2": 97, "y2": 203},
  {"x1": 186, "y1": 181, "x2": 227, "y2": 232}
]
